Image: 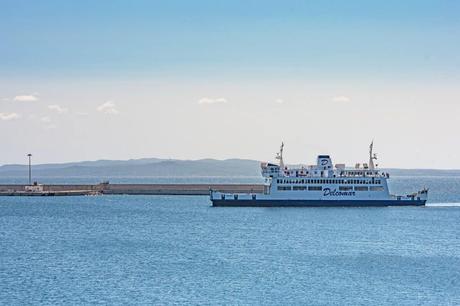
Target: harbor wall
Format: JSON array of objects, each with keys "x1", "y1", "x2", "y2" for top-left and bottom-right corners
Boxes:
[{"x1": 0, "y1": 183, "x2": 264, "y2": 196}]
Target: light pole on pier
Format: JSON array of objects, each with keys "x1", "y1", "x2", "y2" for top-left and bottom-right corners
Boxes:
[{"x1": 27, "y1": 153, "x2": 32, "y2": 185}]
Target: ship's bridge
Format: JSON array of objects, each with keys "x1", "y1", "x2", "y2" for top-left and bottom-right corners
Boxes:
[{"x1": 261, "y1": 162, "x2": 281, "y2": 178}]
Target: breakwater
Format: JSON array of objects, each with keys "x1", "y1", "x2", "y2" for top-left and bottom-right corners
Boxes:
[{"x1": 0, "y1": 183, "x2": 264, "y2": 196}]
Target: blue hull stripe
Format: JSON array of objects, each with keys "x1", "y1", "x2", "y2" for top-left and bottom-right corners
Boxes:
[{"x1": 212, "y1": 199, "x2": 426, "y2": 207}]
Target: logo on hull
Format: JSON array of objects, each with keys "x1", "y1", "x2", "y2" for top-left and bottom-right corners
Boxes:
[{"x1": 323, "y1": 188, "x2": 355, "y2": 197}]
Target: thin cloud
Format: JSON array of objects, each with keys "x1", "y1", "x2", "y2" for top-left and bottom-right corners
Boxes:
[
  {"x1": 40, "y1": 116, "x2": 51, "y2": 123},
  {"x1": 275, "y1": 98, "x2": 284, "y2": 104},
  {"x1": 332, "y1": 96, "x2": 351, "y2": 103},
  {"x1": 0, "y1": 112, "x2": 20, "y2": 121},
  {"x1": 48, "y1": 104, "x2": 68, "y2": 114},
  {"x1": 198, "y1": 97, "x2": 228, "y2": 105},
  {"x1": 14, "y1": 94, "x2": 39, "y2": 102},
  {"x1": 45, "y1": 124, "x2": 57, "y2": 130},
  {"x1": 97, "y1": 101, "x2": 119, "y2": 114}
]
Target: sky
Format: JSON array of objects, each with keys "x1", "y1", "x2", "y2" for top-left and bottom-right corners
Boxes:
[{"x1": 1, "y1": 0, "x2": 459, "y2": 168}]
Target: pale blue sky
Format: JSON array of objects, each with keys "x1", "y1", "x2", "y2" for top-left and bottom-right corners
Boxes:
[
  {"x1": 1, "y1": 1, "x2": 459, "y2": 167},
  {"x1": 2, "y1": 0, "x2": 459, "y2": 78}
]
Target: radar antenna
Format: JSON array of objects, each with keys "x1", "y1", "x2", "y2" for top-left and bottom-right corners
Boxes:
[
  {"x1": 276, "y1": 142, "x2": 285, "y2": 169},
  {"x1": 369, "y1": 140, "x2": 378, "y2": 170}
]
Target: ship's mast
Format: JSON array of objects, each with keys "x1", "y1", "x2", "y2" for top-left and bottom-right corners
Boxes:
[
  {"x1": 369, "y1": 141, "x2": 377, "y2": 170},
  {"x1": 276, "y1": 142, "x2": 284, "y2": 169}
]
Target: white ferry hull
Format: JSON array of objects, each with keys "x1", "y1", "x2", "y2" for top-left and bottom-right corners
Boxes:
[
  {"x1": 209, "y1": 143, "x2": 429, "y2": 208},
  {"x1": 212, "y1": 199, "x2": 426, "y2": 207}
]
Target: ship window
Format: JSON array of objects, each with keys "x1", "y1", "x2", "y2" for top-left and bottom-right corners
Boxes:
[
  {"x1": 339, "y1": 186, "x2": 353, "y2": 191},
  {"x1": 370, "y1": 186, "x2": 384, "y2": 191},
  {"x1": 354, "y1": 186, "x2": 368, "y2": 191},
  {"x1": 277, "y1": 186, "x2": 292, "y2": 191},
  {"x1": 293, "y1": 186, "x2": 307, "y2": 191},
  {"x1": 308, "y1": 186, "x2": 322, "y2": 191}
]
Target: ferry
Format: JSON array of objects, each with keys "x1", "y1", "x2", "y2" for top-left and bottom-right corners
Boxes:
[{"x1": 210, "y1": 142, "x2": 428, "y2": 207}]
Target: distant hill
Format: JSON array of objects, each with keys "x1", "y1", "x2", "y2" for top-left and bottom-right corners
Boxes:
[
  {"x1": 0, "y1": 158, "x2": 459, "y2": 178},
  {"x1": 0, "y1": 158, "x2": 262, "y2": 177}
]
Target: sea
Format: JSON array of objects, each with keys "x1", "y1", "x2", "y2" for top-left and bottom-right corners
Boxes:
[{"x1": 1, "y1": 176, "x2": 459, "y2": 305}]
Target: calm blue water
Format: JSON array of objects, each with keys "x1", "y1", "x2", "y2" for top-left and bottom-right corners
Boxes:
[{"x1": 1, "y1": 177, "x2": 460, "y2": 305}]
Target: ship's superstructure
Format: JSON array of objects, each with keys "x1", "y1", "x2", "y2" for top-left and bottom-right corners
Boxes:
[{"x1": 210, "y1": 143, "x2": 428, "y2": 207}]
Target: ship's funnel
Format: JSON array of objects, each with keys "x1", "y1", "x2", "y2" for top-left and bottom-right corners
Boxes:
[{"x1": 317, "y1": 155, "x2": 333, "y2": 170}]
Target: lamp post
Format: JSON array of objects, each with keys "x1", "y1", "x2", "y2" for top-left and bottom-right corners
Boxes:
[{"x1": 27, "y1": 153, "x2": 32, "y2": 185}]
